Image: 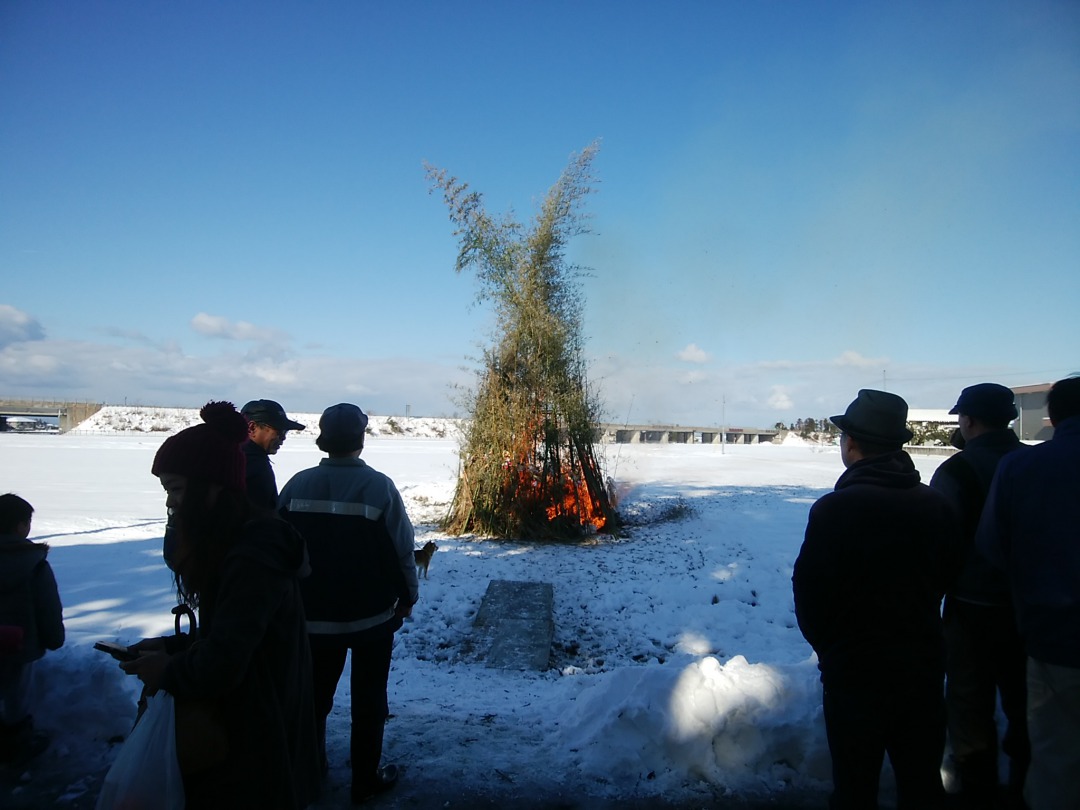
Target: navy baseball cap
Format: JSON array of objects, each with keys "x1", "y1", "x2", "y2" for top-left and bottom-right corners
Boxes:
[
  {"x1": 240, "y1": 399, "x2": 306, "y2": 432},
  {"x1": 948, "y1": 384, "x2": 1017, "y2": 423}
]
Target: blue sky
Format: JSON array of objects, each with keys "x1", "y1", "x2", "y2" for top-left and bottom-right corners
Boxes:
[{"x1": 2, "y1": 1, "x2": 1077, "y2": 428}]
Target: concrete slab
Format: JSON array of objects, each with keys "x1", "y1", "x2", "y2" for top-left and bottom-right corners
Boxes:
[{"x1": 474, "y1": 580, "x2": 554, "y2": 671}]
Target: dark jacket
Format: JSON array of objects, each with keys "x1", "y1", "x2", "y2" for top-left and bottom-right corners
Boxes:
[
  {"x1": 929, "y1": 428, "x2": 1025, "y2": 605},
  {"x1": 793, "y1": 450, "x2": 961, "y2": 688},
  {"x1": 977, "y1": 415, "x2": 1080, "y2": 668},
  {"x1": 160, "y1": 517, "x2": 319, "y2": 809},
  {"x1": 0, "y1": 534, "x2": 65, "y2": 664},
  {"x1": 279, "y1": 457, "x2": 419, "y2": 637},
  {"x1": 242, "y1": 440, "x2": 278, "y2": 512}
]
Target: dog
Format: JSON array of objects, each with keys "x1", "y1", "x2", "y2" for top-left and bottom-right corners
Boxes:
[{"x1": 414, "y1": 541, "x2": 438, "y2": 579}]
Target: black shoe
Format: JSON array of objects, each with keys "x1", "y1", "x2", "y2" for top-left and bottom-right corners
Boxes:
[{"x1": 351, "y1": 763, "x2": 399, "y2": 804}]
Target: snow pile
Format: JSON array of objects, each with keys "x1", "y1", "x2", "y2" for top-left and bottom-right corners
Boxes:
[
  {"x1": 74, "y1": 405, "x2": 461, "y2": 440},
  {"x1": 562, "y1": 654, "x2": 829, "y2": 792}
]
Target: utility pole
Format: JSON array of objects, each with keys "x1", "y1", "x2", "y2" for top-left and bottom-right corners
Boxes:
[
  {"x1": 882, "y1": 370, "x2": 887, "y2": 391},
  {"x1": 721, "y1": 394, "x2": 726, "y2": 456}
]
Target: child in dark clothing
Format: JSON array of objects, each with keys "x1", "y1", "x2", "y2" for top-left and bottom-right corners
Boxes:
[{"x1": 0, "y1": 493, "x2": 65, "y2": 762}]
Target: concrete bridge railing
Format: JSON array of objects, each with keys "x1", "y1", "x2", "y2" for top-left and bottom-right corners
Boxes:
[
  {"x1": 0, "y1": 400, "x2": 103, "y2": 433},
  {"x1": 598, "y1": 424, "x2": 779, "y2": 445}
]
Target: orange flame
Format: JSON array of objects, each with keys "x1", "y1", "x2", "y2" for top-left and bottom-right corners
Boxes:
[
  {"x1": 545, "y1": 473, "x2": 606, "y2": 532},
  {"x1": 502, "y1": 425, "x2": 608, "y2": 533}
]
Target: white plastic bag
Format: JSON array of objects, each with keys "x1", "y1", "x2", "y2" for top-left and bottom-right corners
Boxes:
[{"x1": 97, "y1": 692, "x2": 185, "y2": 810}]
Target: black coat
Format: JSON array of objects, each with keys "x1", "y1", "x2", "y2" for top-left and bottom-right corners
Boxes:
[
  {"x1": 0, "y1": 534, "x2": 65, "y2": 663},
  {"x1": 792, "y1": 451, "x2": 961, "y2": 688},
  {"x1": 928, "y1": 428, "x2": 1024, "y2": 605},
  {"x1": 242, "y1": 440, "x2": 279, "y2": 511},
  {"x1": 160, "y1": 517, "x2": 320, "y2": 809}
]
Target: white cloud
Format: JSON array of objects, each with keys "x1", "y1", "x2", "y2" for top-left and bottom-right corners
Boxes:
[
  {"x1": 0, "y1": 335, "x2": 472, "y2": 418},
  {"x1": 767, "y1": 386, "x2": 794, "y2": 410},
  {"x1": 0, "y1": 304, "x2": 46, "y2": 347},
  {"x1": 754, "y1": 350, "x2": 889, "y2": 373},
  {"x1": 677, "y1": 343, "x2": 709, "y2": 363},
  {"x1": 250, "y1": 362, "x2": 300, "y2": 386},
  {"x1": 191, "y1": 313, "x2": 287, "y2": 344},
  {"x1": 833, "y1": 350, "x2": 887, "y2": 368}
]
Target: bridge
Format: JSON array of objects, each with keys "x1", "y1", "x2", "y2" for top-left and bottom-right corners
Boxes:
[
  {"x1": 598, "y1": 423, "x2": 779, "y2": 445},
  {"x1": 0, "y1": 400, "x2": 103, "y2": 433}
]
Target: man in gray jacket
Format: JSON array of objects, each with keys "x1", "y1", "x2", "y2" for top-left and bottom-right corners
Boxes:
[{"x1": 279, "y1": 404, "x2": 419, "y2": 803}]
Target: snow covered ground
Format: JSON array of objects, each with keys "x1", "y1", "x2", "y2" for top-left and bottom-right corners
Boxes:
[{"x1": 0, "y1": 407, "x2": 952, "y2": 807}]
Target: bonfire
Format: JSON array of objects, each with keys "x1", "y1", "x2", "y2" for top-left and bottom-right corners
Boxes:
[{"x1": 427, "y1": 143, "x2": 620, "y2": 540}]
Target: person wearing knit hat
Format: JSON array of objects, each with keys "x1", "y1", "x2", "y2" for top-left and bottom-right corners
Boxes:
[
  {"x1": 152, "y1": 401, "x2": 249, "y2": 493},
  {"x1": 111, "y1": 401, "x2": 321, "y2": 808},
  {"x1": 793, "y1": 389, "x2": 962, "y2": 809}
]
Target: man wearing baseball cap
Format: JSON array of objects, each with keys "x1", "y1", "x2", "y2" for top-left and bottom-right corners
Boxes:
[
  {"x1": 240, "y1": 399, "x2": 306, "y2": 511},
  {"x1": 930, "y1": 383, "x2": 1028, "y2": 807},
  {"x1": 977, "y1": 376, "x2": 1080, "y2": 810},
  {"x1": 278, "y1": 404, "x2": 418, "y2": 803},
  {"x1": 793, "y1": 389, "x2": 962, "y2": 809}
]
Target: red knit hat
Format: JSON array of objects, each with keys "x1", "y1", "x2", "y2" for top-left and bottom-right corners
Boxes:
[{"x1": 151, "y1": 401, "x2": 249, "y2": 492}]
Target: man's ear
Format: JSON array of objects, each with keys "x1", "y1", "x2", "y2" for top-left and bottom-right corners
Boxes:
[{"x1": 247, "y1": 420, "x2": 258, "y2": 437}]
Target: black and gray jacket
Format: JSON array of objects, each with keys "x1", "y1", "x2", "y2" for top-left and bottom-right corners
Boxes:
[{"x1": 279, "y1": 457, "x2": 419, "y2": 636}]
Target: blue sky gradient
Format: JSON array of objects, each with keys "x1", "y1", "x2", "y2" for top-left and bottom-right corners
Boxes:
[{"x1": 2, "y1": 1, "x2": 1077, "y2": 426}]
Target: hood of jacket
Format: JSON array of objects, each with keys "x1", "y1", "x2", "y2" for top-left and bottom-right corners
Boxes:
[
  {"x1": 834, "y1": 449, "x2": 921, "y2": 492},
  {"x1": 0, "y1": 535, "x2": 49, "y2": 591}
]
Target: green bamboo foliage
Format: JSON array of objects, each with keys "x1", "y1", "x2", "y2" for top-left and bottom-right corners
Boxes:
[{"x1": 426, "y1": 143, "x2": 619, "y2": 540}]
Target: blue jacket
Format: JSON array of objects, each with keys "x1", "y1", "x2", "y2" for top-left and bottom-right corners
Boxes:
[
  {"x1": 279, "y1": 457, "x2": 419, "y2": 636},
  {"x1": 977, "y1": 415, "x2": 1080, "y2": 668}
]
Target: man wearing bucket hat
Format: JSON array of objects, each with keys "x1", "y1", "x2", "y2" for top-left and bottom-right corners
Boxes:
[
  {"x1": 793, "y1": 389, "x2": 962, "y2": 809},
  {"x1": 929, "y1": 383, "x2": 1028, "y2": 807},
  {"x1": 240, "y1": 399, "x2": 306, "y2": 511},
  {"x1": 278, "y1": 404, "x2": 419, "y2": 804}
]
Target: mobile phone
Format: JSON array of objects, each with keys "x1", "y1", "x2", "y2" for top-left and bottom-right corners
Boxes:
[{"x1": 94, "y1": 641, "x2": 139, "y2": 662}]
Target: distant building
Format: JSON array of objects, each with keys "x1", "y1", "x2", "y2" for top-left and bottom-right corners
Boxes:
[
  {"x1": 907, "y1": 408, "x2": 958, "y2": 427},
  {"x1": 1012, "y1": 382, "x2": 1054, "y2": 441}
]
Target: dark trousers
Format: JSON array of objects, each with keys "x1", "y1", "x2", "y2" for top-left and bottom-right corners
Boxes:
[
  {"x1": 943, "y1": 597, "x2": 1029, "y2": 797},
  {"x1": 309, "y1": 628, "x2": 394, "y2": 789},
  {"x1": 824, "y1": 678, "x2": 947, "y2": 810}
]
